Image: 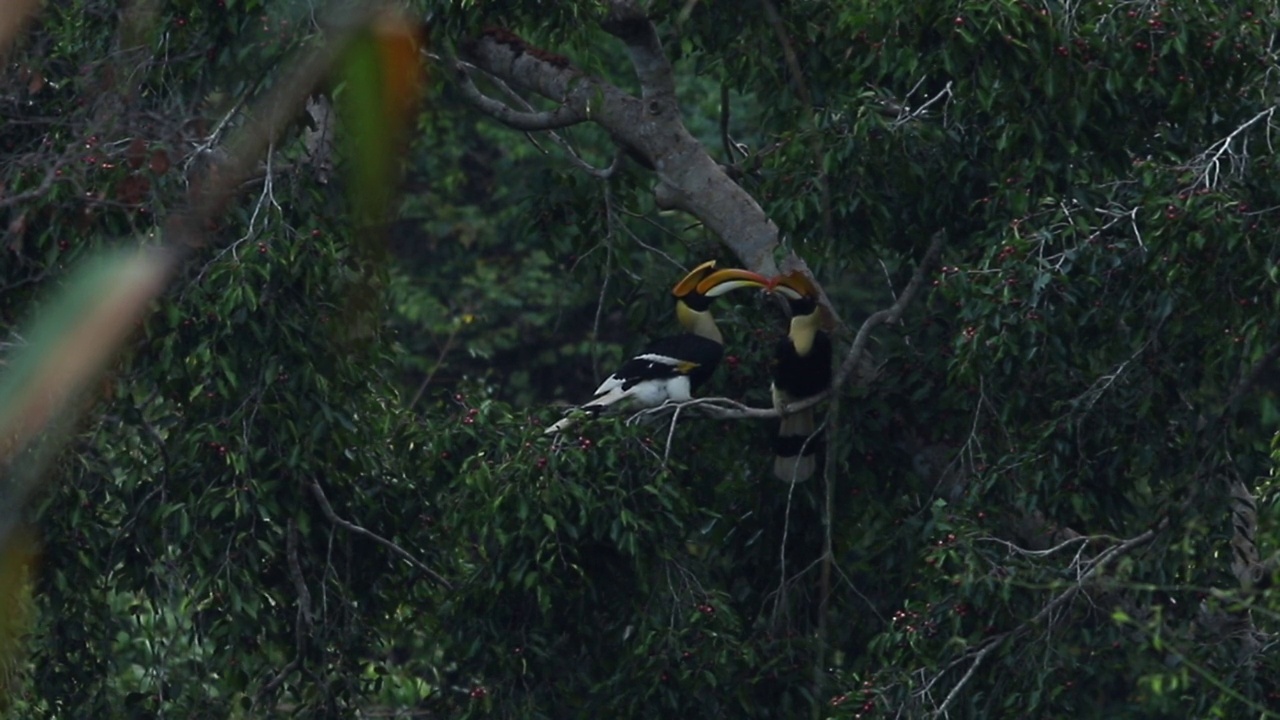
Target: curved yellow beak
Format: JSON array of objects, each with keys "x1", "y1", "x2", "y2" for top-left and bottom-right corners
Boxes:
[
  {"x1": 672, "y1": 260, "x2": 719, "y2": 298},
  {"x1": 771, "y1": 270, "x2": 819, "y2": 301},
  {"x1": 697, "y1": 268, "x2": 771, "y2": 297}
]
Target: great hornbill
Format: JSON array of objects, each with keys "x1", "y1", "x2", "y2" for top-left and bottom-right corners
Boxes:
[
  {"x1": 544, "y1": 261, "x2": 770, "y2": 434},
  {"x1": 770, "y1": 270, "x2": 833, "y2": 482}
]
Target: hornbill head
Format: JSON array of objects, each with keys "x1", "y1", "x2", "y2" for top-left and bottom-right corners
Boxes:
[
  {"x1": 672, "y1": 261, "x2": 770, "y2": 340},
  {"x1": 772, "y1": 271, "x2": 827, "y2": 355}
]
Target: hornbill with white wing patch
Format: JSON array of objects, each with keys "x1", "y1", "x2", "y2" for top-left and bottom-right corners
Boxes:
[
  {"x1": 770, "y1": 271, "x2": 833, "y2": 482},
  {"x1": 544, "y1": 261, "x2": 770, "y2": 434}
]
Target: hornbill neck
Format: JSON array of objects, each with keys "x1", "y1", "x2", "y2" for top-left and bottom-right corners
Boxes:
[
  {"x1": 676, "y1": 299, "x2": 723, "y2": 345},
  {"x1": 788, "y1": 307, "x2": 823, "y2": 356}
]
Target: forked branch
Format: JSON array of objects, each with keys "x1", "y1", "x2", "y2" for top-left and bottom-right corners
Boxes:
[
  {"x1": 453, "y1": 15, "x2": 784, "y2": 277},
  {"x1": 454, "y1": 64, "x2": 586, "y2": 131},
  {"x1": 920, "y1": 524, "x2": 1162, "y2": 718},
  {"x1": 309, "y1": 480, "x2": 452, "y2": 589}
]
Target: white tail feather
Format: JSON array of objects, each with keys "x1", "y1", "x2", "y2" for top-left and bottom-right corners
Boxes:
[
  {"x1": 544, "y1": 377, "x2": 688, "y2": 435},
  {"x1": 774, "y1": 408, "x2": 817, "y2": 482}
]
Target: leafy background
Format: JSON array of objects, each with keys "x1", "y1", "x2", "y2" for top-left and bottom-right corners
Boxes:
[{"x1": 1, "y1": 0, "x2": 1278, "y2": 717}]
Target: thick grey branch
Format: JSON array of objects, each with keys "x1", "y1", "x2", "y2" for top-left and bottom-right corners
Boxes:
[
  {"x1": 601, "y1": 0, "x2": 677, "y2": 100},
  {"x1": 460, "y1": 29, "x2": 781, "y2": 276},
  {"x1": 455, "y1": 64, "x2": 586, "y2": 130}
]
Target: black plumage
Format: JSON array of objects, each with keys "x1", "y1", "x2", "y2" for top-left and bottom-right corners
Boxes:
[
  {"x1": 545, "y1": 262, "x2": 769, "y2": 434},
  {"x1": 770, "y1": 273, "x2": 833, "y2": 482},
  {"x1": 607, "y1": 334, "x2": 723, "y2": 394}
]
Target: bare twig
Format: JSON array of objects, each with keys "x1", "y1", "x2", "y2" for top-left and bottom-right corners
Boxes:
[
  {"x1": 477, "y1": 64, "x2": 624, "y2": 178},
  {"x1": 453, "y1": 63, "x2": 586, "y2": 131},
  {"x1": 1220, "y1": 338, "x2": 1280, "y2": 419},
  {"x1": 890, "y1": 81, "x2": 953, "y2": 130},
  {"x1": 1227, "y1": 477, "x2": 1262, "y2": 590},
  {"x1": 924, "y1": 524, "x2": 1162, "y2": 717},
  {"x1": 164, "y1": 6, "x2": 378, "y2": 251},
  {"x1": 309, "y1": 480, "x2": 452, "y2": 589},
  {"x1": 407, "y1": 322, "x2": 463, "y2": 410},
  {"x1": 759, "y1": 0, "x2": 833, "y2": 245},
  {"x1": 720, "y1": 83, "x2": 735, "y2": 164},
  {"x1": 812, "y1": 392, "x2": 838, "y2": 706},
  {"x1": 1187, "y1": 105, "x2": 1277, "y2": 190},
  {"x1": 286, "y1": 519, "x2": 314, "y2": 625},
  {"x1": 0, "y1": 162, "x2": 64, "y2": 210},
  {"x1": 976, "y1": 533, "x2": 1095, "y2": 559},
  {"x1": 832, "y1": 230, "x2": 944, "y2": 388},
  {"x1": 258, "y1": 518, "x2": 315, "y2": 700}
]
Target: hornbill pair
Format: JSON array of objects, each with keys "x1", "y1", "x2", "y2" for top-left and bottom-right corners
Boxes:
[{"x1": 545, "y1": 261, "x2": 832, "y2": 482}]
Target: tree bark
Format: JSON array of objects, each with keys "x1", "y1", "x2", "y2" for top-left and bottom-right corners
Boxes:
[{"x1": 456, "y1": 11, "x2": 785, "y2": 278}]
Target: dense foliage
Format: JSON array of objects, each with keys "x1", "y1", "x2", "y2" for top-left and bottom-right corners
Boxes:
[{"x1": 2, "y1": 0, "x2": 1278, "y2": 717}]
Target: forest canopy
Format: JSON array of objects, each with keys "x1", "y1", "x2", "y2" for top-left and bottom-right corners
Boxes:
[{"x1": 1, "y1": 0, "x2": 1279, "y2": 717}]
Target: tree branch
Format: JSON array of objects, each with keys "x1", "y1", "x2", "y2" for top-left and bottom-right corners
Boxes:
[
  {"x1": 454, "y1": 63, "x2": 586, "y2": 130},
  {"x1": 458, "y1": 26, "x2": 783, "y2": 276},
  {"x1": 309, "y1": 480, "x2": 452, "y2": 589},
  {"x1": 1221, "y1": 338, "x2": 1280, "y2": 420},
  {"x1": 0, "y1": 161, "x2": 64, "y2": 210},
  {"x1": 601, "y1": 0, "x2": 677, "y2": 101},
  {"x1": 164, "y1": 7, "x2": 378, "y2": 251},
  {"x1": 478, "y1": 64, "x2": 625, "y2": 178},
  {"x1": 829, "y1": 229, "x2": 945, "y2": 394},
  {"x1": 924, "y1": 524, "x2": 1162, "y2": 718}
]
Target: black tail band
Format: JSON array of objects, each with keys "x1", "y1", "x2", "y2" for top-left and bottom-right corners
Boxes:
[{"x1": 774, "y1": 434, "x2": 824, "y2": 458}]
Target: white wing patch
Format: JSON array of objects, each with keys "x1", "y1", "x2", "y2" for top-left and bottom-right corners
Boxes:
[
  {"x1": 545, "y1": 345, "x2": 708, "y2": 435},
  {"x1": 632, "y1": 353, "x2": 700, "y2": 374},
  {"x1": 583, "y1": 374, "x2": 692, "y2": 410},
  {"x1": 632, "y1": 353, "x2": 684, "y2": 366}
]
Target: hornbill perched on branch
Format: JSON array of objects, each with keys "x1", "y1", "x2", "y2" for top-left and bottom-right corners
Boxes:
[
  {"x1": 771, "y1": 271, "x2": 833, "y2": 482},
  {"x1": 544, "y1": 261, "x2": 770, "y2": 435}
]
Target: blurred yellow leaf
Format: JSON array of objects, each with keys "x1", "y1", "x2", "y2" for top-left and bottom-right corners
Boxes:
[
  {"x1": 0, "y1": 0, "x2": 39, "y2": 55},
  {"x1": 0, "y1": 248, "x2": 173, "y2": 466},
  {"x1": 338, "y1": 9, "x2": 428, "y2": 224},
  {"x1": 0, "y1": 526, "x2": 36, "y2": 711}
]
